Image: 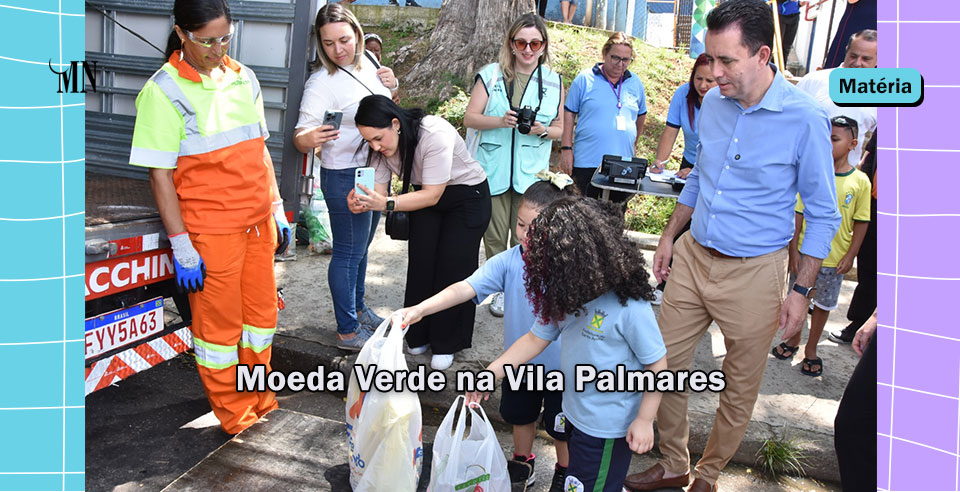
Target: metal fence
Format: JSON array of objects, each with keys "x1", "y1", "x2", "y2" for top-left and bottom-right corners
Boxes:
[{"x1": 674, "y1": 0, "x2": 694, "y2": 48}]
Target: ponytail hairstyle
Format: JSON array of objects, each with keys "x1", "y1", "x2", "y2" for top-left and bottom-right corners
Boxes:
[
  {"x1": 164, "y1": 0, "x2": 232, "y2": 60},
  {"x1": 523, "y1": 197, "x2": 655, "y2": 324},
  {"x1": 355, "y1": 95, "x2": 426, "y2": 188},
  {"x1": 686, "y1": 53, "x2": 711, "y2": 126},
  {"x1": 312, "y1": 3, "x2": 365, "y2": 73}
]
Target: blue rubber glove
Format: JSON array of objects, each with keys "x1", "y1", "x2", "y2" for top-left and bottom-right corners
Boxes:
[
  {"x1": 274, "y1": 202, "x2": 292, "y2": 255},
  {"x1": 169, "y1": 232, "x2": 206, "y2": 293}
]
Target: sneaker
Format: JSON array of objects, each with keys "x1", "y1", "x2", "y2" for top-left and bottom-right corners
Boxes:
[
  {"x1": 408, "y1": 344, "x2": 429, "y2": 355},
  {"x1": 652, "y1": 289, "x2": 663, "y2": 306},
  {"x1": 548, "y1": 464, "x2": 567, "y2": 492},
  {"x1": 336, "y1": 330, "x2": 370, "y2": 352},
  {"x1": 431, "y1": 354, "x2": 454, "y2": 370},
  {"x1": 489, "y1": 292, "x2": 505, "y2": 317},
  {"x1": 388, "y1": 0, "x2": 399, "y2": 5},
  {"x1": 508, "y1": 456, "x2": 535, "y2": 486},
  {"x1": 356, "y1": 307, "x2": 385, "y2": 330},
  {"x1": 405, "y1": 0, "x2": 421, "y2": 5},
  {"x1": 828, "y1": 329, "x2": 854, "y2": 344}
]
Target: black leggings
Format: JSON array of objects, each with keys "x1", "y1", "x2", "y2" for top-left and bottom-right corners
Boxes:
[{"x1": 404, "y1": 181, "x2": 492, "y2": 354}]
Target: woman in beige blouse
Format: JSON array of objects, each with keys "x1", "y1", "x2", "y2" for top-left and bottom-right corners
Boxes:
[{"x1": 349, "y1": 95, "x2": 491, "y2": 370}]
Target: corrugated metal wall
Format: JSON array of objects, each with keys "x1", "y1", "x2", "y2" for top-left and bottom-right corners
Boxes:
[{"x1": 85, "y1": 0, "x2": 310, "y2": 197}]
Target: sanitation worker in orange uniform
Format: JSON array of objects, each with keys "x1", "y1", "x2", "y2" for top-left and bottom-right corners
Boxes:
[{"x1": 129, "y1": 0, "x2": 290, "y2": 434}]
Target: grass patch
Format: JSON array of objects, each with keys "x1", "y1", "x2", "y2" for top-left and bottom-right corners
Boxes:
[{"x1": 755, "y1": 429, "x2": 808, "y2": 481}]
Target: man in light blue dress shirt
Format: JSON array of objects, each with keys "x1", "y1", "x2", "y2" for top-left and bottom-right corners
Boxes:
[{"x1": 624, "y1": 2, "x2": 840, "y2": 492}]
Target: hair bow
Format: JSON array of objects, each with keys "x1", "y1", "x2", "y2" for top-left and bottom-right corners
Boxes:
[{"x1": 535, "y1": 169, "x2": 574, "y2": 190}]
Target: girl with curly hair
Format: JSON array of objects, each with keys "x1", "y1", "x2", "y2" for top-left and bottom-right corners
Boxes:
[
  {"x1": 401, "y1": 171, "x2": 577, "y2": 490},
  {"x1": 466, "y1": 197, "x2": 667, "y2": 492}
]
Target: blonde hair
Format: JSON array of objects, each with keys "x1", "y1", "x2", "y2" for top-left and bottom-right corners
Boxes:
[
  {"x1": 312, "y1": 3, "x2": 365, "y2": 73},
  {"x1": 602, "y1": 32, "x2": 634, "y2": 57},
  {"x1": 497, "y1": 13, "x2": 551, "y2": 84}
]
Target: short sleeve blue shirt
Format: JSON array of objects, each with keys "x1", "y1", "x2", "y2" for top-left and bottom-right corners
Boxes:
[
  {"x1": 565, "y1": 64, "x2": 647, "y2": 169},
  {"x1": 466, "y1": 246, "x2": 561, "y2": 371},
  {"x1": 531, "y1": 291, "x2": 666, "y2": 438},
  {"x1": 665, "y1": 83, "x2": 701, "y2": 164}
]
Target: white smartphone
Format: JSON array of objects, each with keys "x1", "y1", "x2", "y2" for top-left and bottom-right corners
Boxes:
[{"x1": 354, "y1": 167, "x2": 375, "y2": 196}]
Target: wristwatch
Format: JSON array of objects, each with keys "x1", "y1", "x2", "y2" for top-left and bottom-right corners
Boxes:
[
  {"x1": 792, "y1": 283, "x2": 814, "y2": 298},
  {"x1": 560, "y1": 146, "x2": 573, "y2": 151},
  {"x1": 538, "y1": 129, "x2": 549, "y2": 139},
  {"x1": 385, "y1": 197, "x2": 396, "y2": 211}
]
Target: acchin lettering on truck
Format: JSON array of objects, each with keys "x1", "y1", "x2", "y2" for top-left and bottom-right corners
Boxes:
[{"x1": 85, "y1": 249, "x2": 175, "y2": 300}]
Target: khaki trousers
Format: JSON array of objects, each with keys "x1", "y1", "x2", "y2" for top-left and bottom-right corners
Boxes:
[
  {"x1": 657, "y1": 232, "x2": 788, "y2": 484},
  {"x1": 482, "y1": 189, "x2": 523, "y2": 259}
]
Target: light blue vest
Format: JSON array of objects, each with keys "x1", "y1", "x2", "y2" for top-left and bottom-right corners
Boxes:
[{"x1": 473, "y1": 63, "x2": 563, "y2": 195}]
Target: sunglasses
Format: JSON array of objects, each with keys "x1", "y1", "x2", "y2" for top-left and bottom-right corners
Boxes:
[
  {"x1": 830, "y1": 116, "x2": 859, "y2": 130},
  {"x1": 513, "y1": 39, "x2": 544, "y2": 52}
]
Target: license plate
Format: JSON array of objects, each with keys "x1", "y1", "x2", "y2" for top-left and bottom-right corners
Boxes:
[{"x1": 85, "y1": 297, "x2": 164, "y2": 360}]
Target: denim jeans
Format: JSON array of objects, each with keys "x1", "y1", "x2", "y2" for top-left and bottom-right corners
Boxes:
[{"x1": 320, "y1": 167, "x2": 380, "y2": 334}]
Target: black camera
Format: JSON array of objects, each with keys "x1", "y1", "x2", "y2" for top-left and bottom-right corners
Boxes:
[{"x1": 515, "y1": 106, "x2": 538, "y2": 134}]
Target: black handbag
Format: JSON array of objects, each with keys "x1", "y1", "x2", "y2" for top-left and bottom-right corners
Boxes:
[{"x1": 385, "y1": 209, "x2": 409, "y2": 240}]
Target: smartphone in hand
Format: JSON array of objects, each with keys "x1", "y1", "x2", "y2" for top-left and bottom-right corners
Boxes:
[
  {"x1": 355, "y1": 167, "x2": 375, "y2": 196},
  {"x1": 323, "y1": 110, "x2": 343, "y2": 130}
]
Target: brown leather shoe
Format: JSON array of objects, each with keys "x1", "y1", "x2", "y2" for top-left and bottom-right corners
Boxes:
[
  {"x1": 687, "y1": 478, "x2": 718, "y2": 492},
  {"x1": 623, "y1": 463, "x2": 690, "y2": 491}
]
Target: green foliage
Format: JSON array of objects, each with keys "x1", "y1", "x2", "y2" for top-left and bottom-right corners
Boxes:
[
  {"x1": 625, "y1": 194, "x2": 676, "y2": 235},
  {"x1": 434, "y1": 88, "x2": 471, "y2": 134},
  {"x1": 367, "y1": 21, "x2": 429, "y2": 67},
  {"x1": 755, "y1": 429, "x2": 808, "y2": 481}
]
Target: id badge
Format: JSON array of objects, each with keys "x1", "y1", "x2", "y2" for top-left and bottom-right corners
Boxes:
[{"x1": 616, "y1": 114, "x2": 627, "y2": 131}]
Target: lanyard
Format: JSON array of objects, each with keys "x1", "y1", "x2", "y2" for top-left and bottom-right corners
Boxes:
[{"x1": 605, "y1": 70, "x2": 623, "y2": 109}]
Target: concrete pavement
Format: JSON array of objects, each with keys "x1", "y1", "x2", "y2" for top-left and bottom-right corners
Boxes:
[{"x1": 272, "y1": 223, "x2": 860, "y2": 486}]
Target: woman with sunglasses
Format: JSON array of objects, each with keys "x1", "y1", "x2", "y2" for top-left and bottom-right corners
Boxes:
[
  {"x1": 463, "y1": 13, "x2": 564, "y2": 317},
  {"x1": 561, "y1": 32, "x2": 647, "y2": 205},
  {"x1": 293, "y1": 4, "x2": 398, "y2": 352},
  {"x1": 129, "y1": 0, "x2": 288, "y2": 434}
]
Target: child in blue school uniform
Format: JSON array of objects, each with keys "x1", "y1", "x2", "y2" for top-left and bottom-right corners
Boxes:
[
  {"x1": 464, "y1": 197, "x2": 668, "y2": 492},
  {"x1": 400, "y1": 171, "x2": 578, "y2": 492}
]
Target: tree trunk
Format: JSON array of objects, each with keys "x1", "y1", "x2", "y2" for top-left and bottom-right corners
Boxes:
[
  {"x1": 399, "y1": 0, "x2": 535, "y2": 100},
  {"x1": 584, "y1": 0, "x2": 594, "y2": 25},
  {"x1": 596, "y1": 0, "x2": 608, "y2": 30}
]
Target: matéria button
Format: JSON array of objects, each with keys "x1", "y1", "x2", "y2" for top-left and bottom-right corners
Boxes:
[{"x1": 829, "y1": 68, "x2": 923, "y2": 107}]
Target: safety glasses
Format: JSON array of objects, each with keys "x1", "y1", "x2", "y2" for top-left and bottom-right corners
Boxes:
[
  {"x1": 186, "y1": 24, "x2": 235, "y2": 48},
  {"x1": 513, "y1": 38, "x2": 544, "y2": 52}
]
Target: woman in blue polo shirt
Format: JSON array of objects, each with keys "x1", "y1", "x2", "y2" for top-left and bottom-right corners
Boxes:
[
  {"x1": 561, "y1": 32, "x2": 646, "y2": 204},
  {"x1": 648, "y1": 54, "x2": 716, "y2": 303},
  {"x1": 650, "y1": 53, "x2": 715, "y2": 178}
]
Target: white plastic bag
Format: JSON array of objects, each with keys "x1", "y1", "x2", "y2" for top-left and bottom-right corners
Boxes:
[
  {"x1": 345, "y1": 313, "x2": 423, "y2": 491},
  {"x1": 428, "y1": 396, "x2": 510, "y2": 492},
  {"x1": 305, "y1": 188, "x2": 333, "y2": 255}
]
